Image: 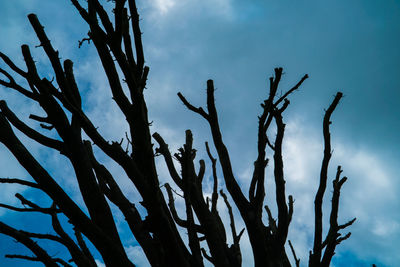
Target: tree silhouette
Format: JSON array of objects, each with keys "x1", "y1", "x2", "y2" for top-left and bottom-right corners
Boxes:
[{"x1": 0, "y1": 1, "x2": 355, "y2": 266}]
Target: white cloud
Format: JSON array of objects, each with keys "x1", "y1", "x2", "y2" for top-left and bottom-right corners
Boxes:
[
  {"x1": 126, "y1": 245, "x2": 151, "y2": 267},
  {"x1": 95, "y1": 259, "x2": 106, "y2": 267},
  {"x1": 141, "y1": 0, "x2": 234, "y2": 20},
  {"x1": 154, "y1": 0, "x2": 176, "y2": 15},
  {"x1": 371, "y1": 218, "x2": 399, "y2": 237}
]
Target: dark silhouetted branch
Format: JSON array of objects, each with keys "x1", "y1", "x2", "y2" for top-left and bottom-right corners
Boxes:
[
  {"x1": 288, "y1": 240, "x2": 300, "y2": 267},
  {"x1": 0, "y1": 1, "x2": 355, "y2": 266},
  {"x1": 128, "y1": 0, "x2": 145, "y2": 72},
  {"x1": 0, "y1": 52, "x2": 27, "y2": 77},
  {"x1": 165, "y1": 183, "x2": 204, "y2": 233},
  {"x1": 177, "y1": 93, "x2": 209, "y2": 120},
  {"x1": 320, "y1": 166, "x2": 356, "y2": 266},
  {"x1": 153, "y1": 132, "x2": 183, "y2": 188},
  {"x1": 273, "y1": 109, "x2": 290, "y2": 249},
  {"x1": 0, "y1": 193, "x2": 59, "y2": 214},
  {"x1": 201, "y1": 248, "x2": 214, "y2": 264},
  {"x1": 220, "y1": 190, "x2": 244, "y2": 246},
  {"x1": 0, "y1": 222, "x2": 59, "y2": 267},
  {"x1": 0, "y1": 68, "x2": 36, "y2": 99},
  {"x1": 310, "y1": 92, "x2": 344, "y2": 267},
  {"x1": 264, "y1": 205, "x2": 278, "y2": 234},
  {"x1": 274, "y1": 74, "x2": 308, "y2": 107},
  {"x1": 0, "y1": 178, "x2": 40, "y2": 189},
  {"x1": 0, "y1": 101, "x2": 64, "y2": 152},
  {"x1": 205, "y1": 142, "x2": 219, "y2": 214}
]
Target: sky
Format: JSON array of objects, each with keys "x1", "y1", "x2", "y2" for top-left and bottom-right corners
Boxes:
[{"x1": 0, "y1": 0, "x2": 399, "y2": 266}]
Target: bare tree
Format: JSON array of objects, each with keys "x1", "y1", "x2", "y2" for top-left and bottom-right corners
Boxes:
[{"x1": 0, "y1": 1, "x2": 355, "y2": 266}]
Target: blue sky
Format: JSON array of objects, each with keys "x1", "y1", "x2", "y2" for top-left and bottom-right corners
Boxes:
[{"x1": 0, "y1": 0, "x2": 399, "y2": 266}]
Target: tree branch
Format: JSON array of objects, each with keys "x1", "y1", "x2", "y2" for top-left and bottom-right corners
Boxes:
[
  {"x1": 288, "y1": 240, "x2": 300, "y2": 267},
  {"x1": 0, "y1": 221, "x2": 59, "y2": 267},
  {"x1": 274, "y1": 74, "x2": 308, "y2": 107},
  {"x1": 164, "y1": 183, "x2": 204, "y2": 234},
  {"x1": 320, "y1": 166, "x2": 356, "y2": 266},
  {"x1": 153, "y1": 132, "x2": 183, "y2": 188},
  {"x1": 0, "y1": 52, "x2": 27, "y2": 77},
  {"x1": 0, "y1": 68, "x2": 36, "y2": 99},
  {"x1": 0, "y1": 101, "x2": 65, "y2": 152},
  {"x1": 273, "y1": 109, "x2": 290, "y2": 249},
  {"x1": 128, "y1": 0, "x2": 145, "y2": 72},
  {"x1": 264, "y1": 205, "x2": 277, "y2": 234},
  {"x1": 205, "y1": 142, "x2": 219, "y2": 214},
  {"x1": 311, "y1": 92, "x2": 343, "y2": 266},
  {"x1": 0, "y1": 193, "x2": 60, "y2": 214},
  {"x1": 0, "y1": 178, "x2": 40, "y2": 189},
  {"x1": 220, "y1": 190, "x2": 244, "y2": 246},
  {"x1": 177, "y1": 92, "x2": 209, "y2": 120},
  {"x1": 204, "y1": 79, "x2": 249, "y2": 212}
]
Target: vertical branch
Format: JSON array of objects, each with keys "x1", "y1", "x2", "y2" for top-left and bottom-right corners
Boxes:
[
  {"x1": 184, "y1": 182, "x2": 204, "y2": 267},
  {"x1": 73, "y1": 1, "x2": 133, "y2": 118},
  {"x1": 85, "y1": 141, "x2": 163, "y2": 266},
  {"x1": 114, "y1": 0, "x2": 127, "y2": 45},
  {"x1": 288, "y1": 240, "x2": 300, "y2": 267},
  {"x1": 205, "y1": 142, "x2": 219, "y2": 214},
  {"x1": 205, "y1": 80, "x2": 250, "y2": 211},
  {"x1": 27, "y1": 14, "x2": 69, "y2": 94},
  {"x1": 220, "y1": 190, "x2": 244, "y2": 266},
  {"x1": 264, "y1": 205, "x2": 277, "y2": 234},
  {"x1": 311, "y1": 92, "x2": 343, "y2": 266},
  {"x1": 320, "y1": 166, "x2": 356, "y2": 266},
  {"x1": 220, "y1": 190, "x2": 238, "y2": 243},
  {"x1": 180, "y1": 130, "x2": 204, "y2": 267},
  {"x1": 273, "y1": 108, "x2": 290, "y2": 248},
  {"x1": 121, "y1": 7, "x2": 139, "y2": 78},
  {"x1": 128, "y1": 0, "x2": 145, "y2": 73},
  {"x1": 174, "y1": 130, "x2": 236, "y2": 266},
  {"x1": 251, "y1": 68, "x2": 289, "y2": 211},
  {"x1": 178, "y1": 80, "x2": 249, "y2": 213}
]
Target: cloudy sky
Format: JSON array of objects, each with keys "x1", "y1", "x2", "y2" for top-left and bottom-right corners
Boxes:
[{"x1": 0, "y1": 0, "x2": 399, "y2": 266}]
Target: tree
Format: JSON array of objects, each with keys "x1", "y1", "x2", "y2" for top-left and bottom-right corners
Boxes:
[{"x1": 0, "y1": 1, "x2": 356, "y2": 266}]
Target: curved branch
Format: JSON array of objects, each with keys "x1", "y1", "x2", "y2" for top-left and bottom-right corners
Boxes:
[
  {"x1": 0, "y1": 68, "x2": 36, "y2": 99},
  {"x1": 0, "y1": 100, "x2": 65, "y2": 152},
  {"x1": 177, "y1": 92, "x2": 209, "y2": 120},
  {"x1": 153, "y1": 132, "x2": 183, "y2": 188},
  {"x1": 0, "y1": 52, "x2": 27, "y2": 77},
  {"x1": 164, "y1": 183, "x2": 204, "y2": 234}
]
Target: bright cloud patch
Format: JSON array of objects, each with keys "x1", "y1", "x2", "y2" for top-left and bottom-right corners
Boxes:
[
  {"x1": 372, "y1": 218, "x2": 399, "y2": 237},
  {"x1": 95, "y1": 259, "x2": 105, "y2": 267},
  {"x1": 142, "y1": 0, "x2": 234, "y2": 20},
  {"x1": 126, "y1": 245, "x2": 151, "y2": 267},
  {"x1": 154, "y1": 0, "x2": 175, "y2": 15}
]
